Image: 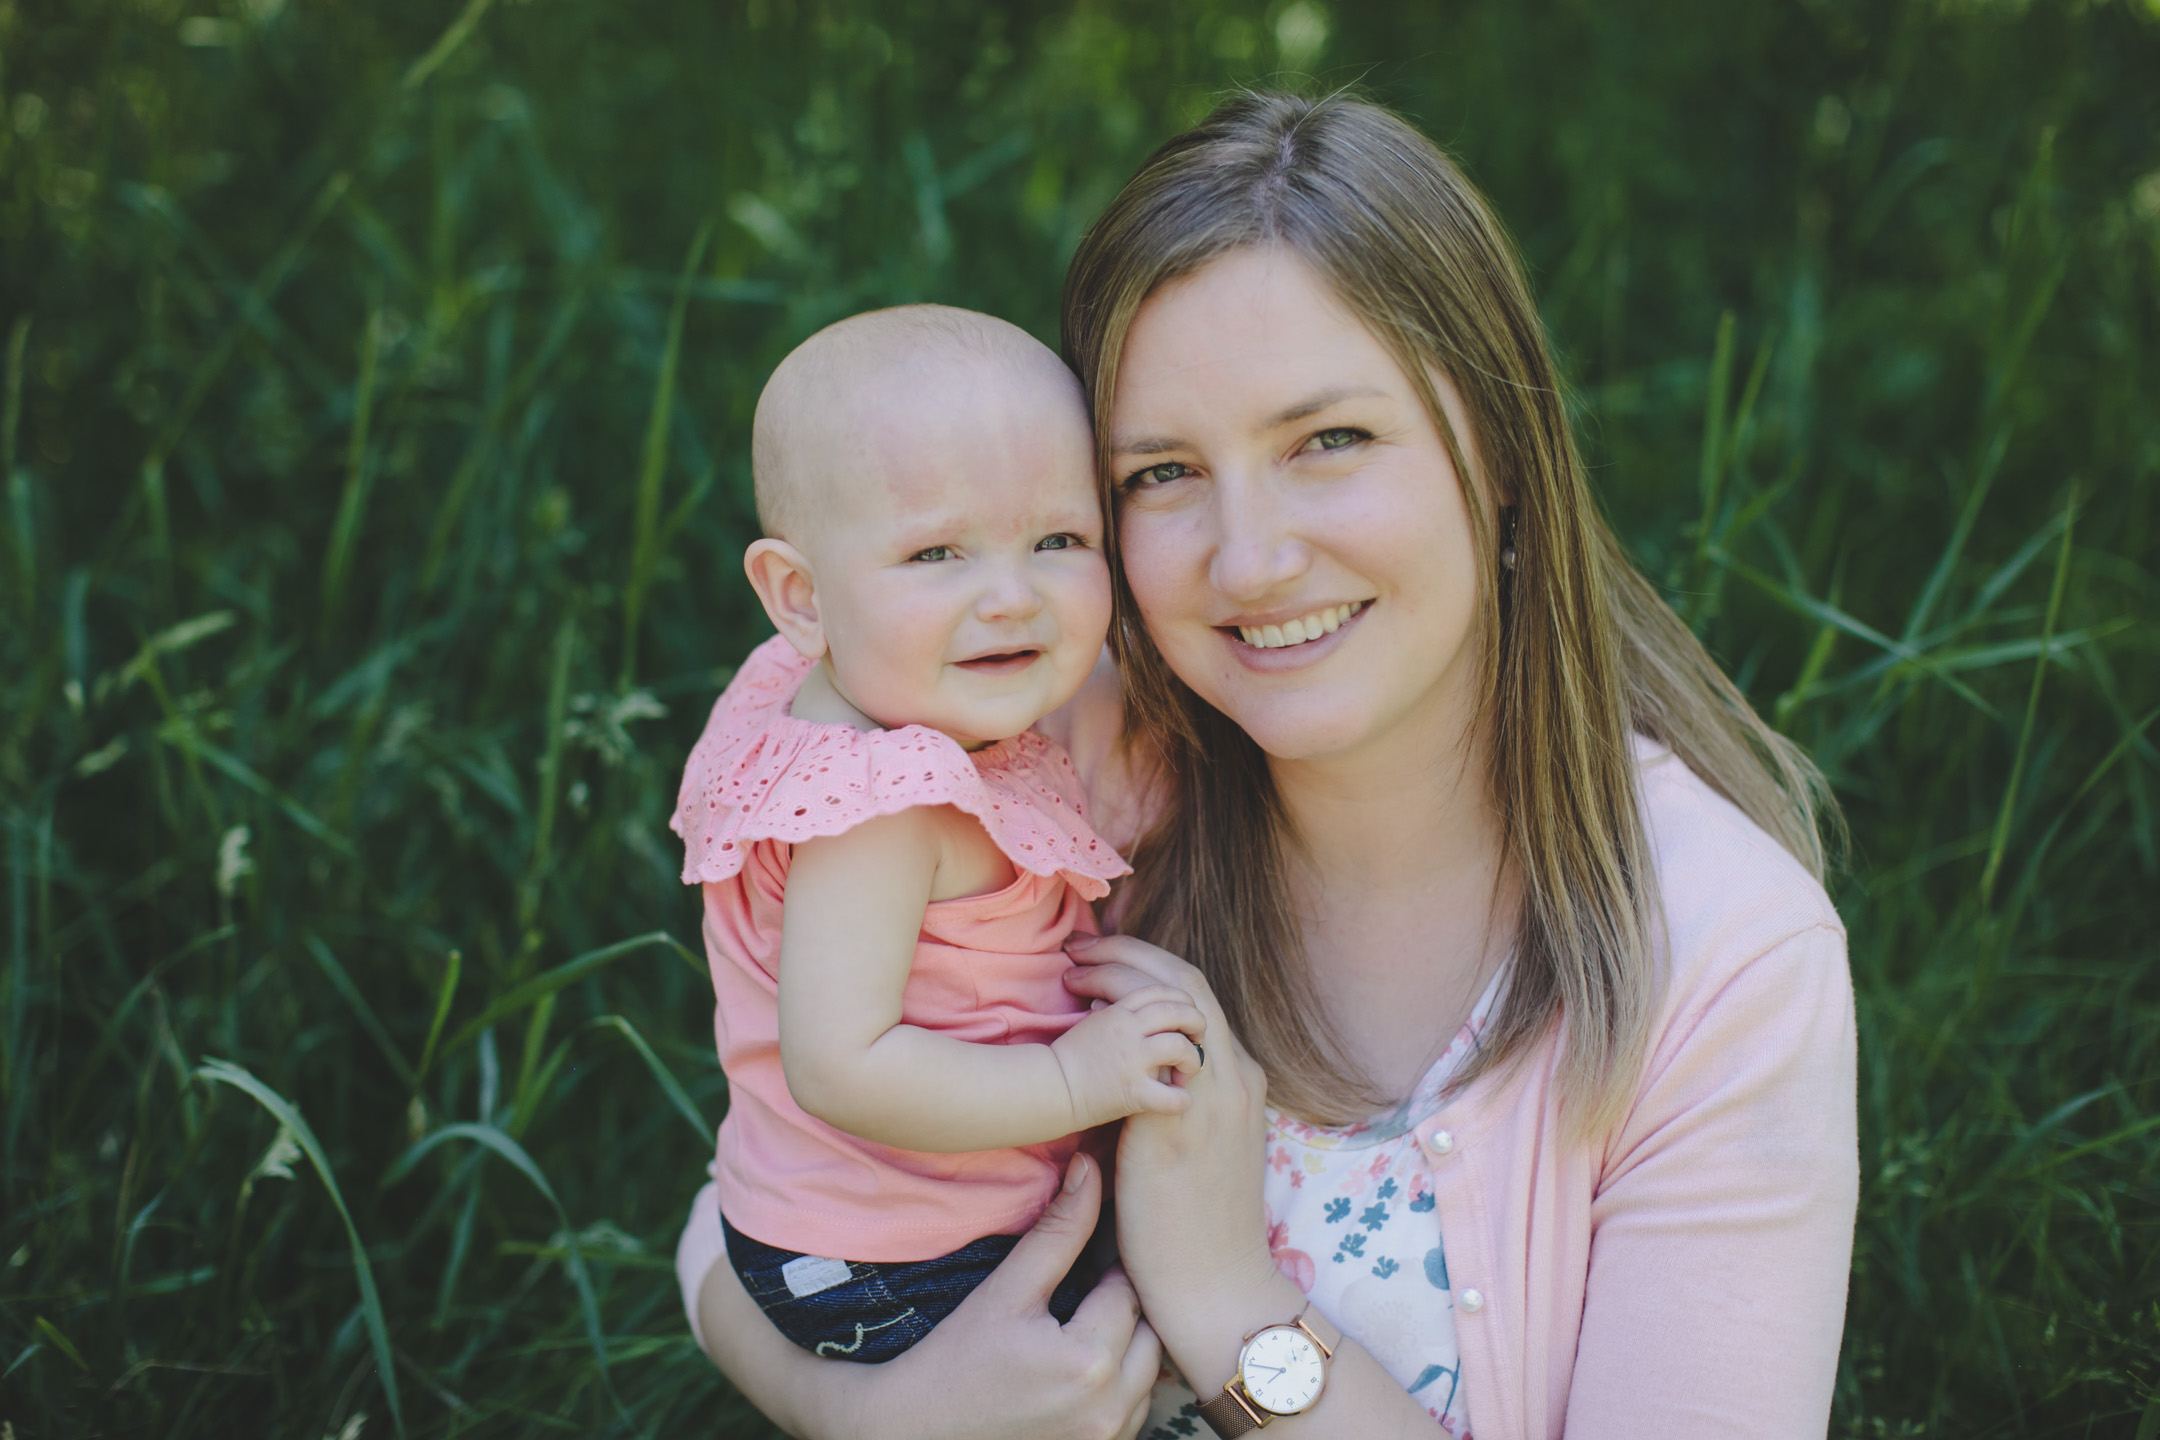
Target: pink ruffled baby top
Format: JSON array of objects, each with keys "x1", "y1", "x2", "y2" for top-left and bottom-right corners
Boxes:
[{"x1": 670, "y1": 635, "x2": 1131, "y2": 1263}]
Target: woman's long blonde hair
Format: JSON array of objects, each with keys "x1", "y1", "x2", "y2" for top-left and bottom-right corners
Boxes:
[{"x1": 1062, "y1": 90, "x2": 1836, "y2": 1134}]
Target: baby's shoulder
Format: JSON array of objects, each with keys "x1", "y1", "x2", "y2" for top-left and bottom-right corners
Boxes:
[{"x1": 670, "y1": 642, "x2": 1130, "y2": 898}]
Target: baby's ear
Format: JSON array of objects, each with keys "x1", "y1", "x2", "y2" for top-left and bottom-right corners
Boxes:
[{"x1": 743, "y1": 539, "x2": 826, "y2": 660}]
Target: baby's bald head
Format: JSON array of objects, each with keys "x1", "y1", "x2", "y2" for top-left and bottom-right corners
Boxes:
[{"x1": 752, "y1": 305, "x2": 1085, "y2": 545}]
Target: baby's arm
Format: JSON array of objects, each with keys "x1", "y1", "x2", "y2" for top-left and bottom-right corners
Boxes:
[{"x1": 779, "y1": 807, "x2": 1204, "y2": 1153}]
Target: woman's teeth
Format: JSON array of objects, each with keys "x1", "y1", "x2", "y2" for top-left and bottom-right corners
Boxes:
[{"x1": 1237, "y1": 602, "x2": 1366, "y2": 650}]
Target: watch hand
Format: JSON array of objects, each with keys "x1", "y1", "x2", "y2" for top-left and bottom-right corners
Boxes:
[{"x1": 1247, "y1": 1363, "x2": 1284, "y2": 1379}]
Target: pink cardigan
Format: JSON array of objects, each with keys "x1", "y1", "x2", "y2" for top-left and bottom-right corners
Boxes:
[{"x1": 1047, "y1": 688, "x2": 1859, "y2": 1438}]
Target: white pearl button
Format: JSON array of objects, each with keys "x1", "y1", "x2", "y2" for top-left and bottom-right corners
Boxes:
[
  {"x1": 1428, "y1": 1128, "x2": 1455, "y2": 1155},
  {"x1": 1458, "y1": 1288, "x2": 1484, "y2": 1313}
]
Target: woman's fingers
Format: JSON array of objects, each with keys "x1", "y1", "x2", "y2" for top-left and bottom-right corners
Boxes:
[
  {"x1": 1063, "y1": 959, "x2": 1162, "y2": 1006},
  {"x1": 1125, "y1": 993, "x2": 1206, "y2": 1042},
  {"x1": 1115, "y1": 1320, "x2": 1163, "y2": 1440},
  {"x1": 1064, "y1": 1254, "x2": 1141, "y2": 1344},
  {"x1": 1066, "y1": 933, "x2": 1211, "y2": 996},
  {"x1": 974, "y1": 1153, "x2": 1105, "y2": 1315}
]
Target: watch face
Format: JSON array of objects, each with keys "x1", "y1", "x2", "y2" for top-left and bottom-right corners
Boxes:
[{"x1": 1239, "y1": 1325, "x2": 1326, "y2": 1415}]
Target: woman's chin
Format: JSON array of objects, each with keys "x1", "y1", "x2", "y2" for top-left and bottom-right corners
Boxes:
[{"x1": 1217, "y1": 705, "x2": 1386, "y2": 765}]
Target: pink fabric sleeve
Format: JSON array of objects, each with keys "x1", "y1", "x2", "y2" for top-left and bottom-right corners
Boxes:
[{"x1": 1565, "y1": 923, "x2": 1858, "y2": 1437}]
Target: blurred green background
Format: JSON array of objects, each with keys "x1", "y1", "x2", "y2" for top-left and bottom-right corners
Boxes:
[{"x1": 4, "y1": 0, "x2": 2157, "y2": 1435}]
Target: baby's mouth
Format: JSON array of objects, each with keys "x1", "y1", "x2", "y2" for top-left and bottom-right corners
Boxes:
[
  {"x1": 955, "y1": 649, "x2": 1041, "y2": 674},
  {"x1": 1232, "y1": 601, "x2": 1368, "y2": 650}
]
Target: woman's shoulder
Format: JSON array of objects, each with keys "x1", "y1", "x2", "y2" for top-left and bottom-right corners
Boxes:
[
  {"x1": 1033, "y1": 648, "x2": 1165, "y2": 855},
  {"x1": 1632, "y1": 735, "x2": 1847, "y2": 1012}
]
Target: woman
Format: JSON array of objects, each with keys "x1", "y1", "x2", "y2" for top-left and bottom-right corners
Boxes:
[{"x1": 678, "y1": 90, "x2": 1856, "y2": 1439}]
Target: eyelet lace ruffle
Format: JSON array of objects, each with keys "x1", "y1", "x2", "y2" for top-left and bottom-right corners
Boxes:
[{"x1": 670, "y1": 636, "x2": 1130, "y2": 900}]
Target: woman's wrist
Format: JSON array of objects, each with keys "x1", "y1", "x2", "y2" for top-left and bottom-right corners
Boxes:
[{"x1": 1145, "y1": 1247, "x2": 1310, "y2": 1402}]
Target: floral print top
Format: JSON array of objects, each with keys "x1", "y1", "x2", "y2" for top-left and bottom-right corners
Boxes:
[{"x1": 1141, "y1": 966, "x2": 1504, "y2": 1440}]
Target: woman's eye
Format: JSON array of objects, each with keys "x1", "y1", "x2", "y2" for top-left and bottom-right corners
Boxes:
[
  {"x1": 908, "y1": 545, "x2": 954, "y2": 563},
  {"x1": 1305, "y1": 427, "x2": 1369, "y2": 454},
  {"x1": 1035, "y1": 533, "x2": 1087, "y2": 552},
  {"x1": 1121, "y1": 460, "x2": 1193, "y2": 491}
]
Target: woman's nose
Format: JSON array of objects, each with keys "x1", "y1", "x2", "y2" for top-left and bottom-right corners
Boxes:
[{"x1": 1207, "y1": 476, "x2": 1312, "y2": 601}]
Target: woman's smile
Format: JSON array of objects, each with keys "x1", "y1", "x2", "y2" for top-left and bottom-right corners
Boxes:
[{"x1": 1220, "y1": 599, "x2": 1371, "y2": 670}]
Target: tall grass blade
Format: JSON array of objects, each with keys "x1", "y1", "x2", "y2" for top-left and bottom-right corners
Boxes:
[
  {"x1": 2, "y1": 315, "x2": 24, "y2": 475},
  {"x1": 589, "y1": 1015, "x2": 712, "y2": 1145},
  {"x1": 1904, "y1": 428, "x2": 2009, "y2": 644},
  {"x1": 620, "y1": 218, "x2": 715, "y2": 691},
  {"x1": 3, "y1": 315, "x2": 27, "y2": 619},
  {"x1": 414, "y1": 949, "x2": 461, "y2": 1085},
  {"x1": 32, "y1": 1317, "x2": 88, "y2": 1372},
  {"x1": 143, "y1": 173, "x2": 353, "y2": 480},
  {"x1": 156, "y1": 722, "x2": 355, "y2": 856},
  {"x1": 519, "y1": 613, "x2": 577, "y2": 933},
  {"x1": 1980, "y1": 487, "x2": 2076, "y2": 907},
  {"x1": 438, "y1": 931, "x2": 693, "y2": 1060},
  {"x1": 194, "y1": 1058, "x2": 405, "y2": 1438},
  {"x1": 320, "y1": 308, "x2": 383, "y2": 629},
  {"x1": 385, "y1": 1122, "x2": 615, "y2": 1405},
  {"x1": 402, "y1": 0, "x2": 499, "y2": 92},
  {"x1": 305, "y1": 936, "x2": 417, "y2": 1088}
]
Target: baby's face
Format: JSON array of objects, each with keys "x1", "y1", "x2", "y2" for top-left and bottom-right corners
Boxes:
[{"x1": 804, "y1": 365, "x2": 1110, "y2": 749}]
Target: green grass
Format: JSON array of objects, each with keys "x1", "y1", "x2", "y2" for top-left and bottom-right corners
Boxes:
[{"x1": 2, "y1": 0, "x2": 2156, "y2": 1435}]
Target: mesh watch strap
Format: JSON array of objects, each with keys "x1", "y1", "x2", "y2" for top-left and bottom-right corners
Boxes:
[{"x1": 1196, "y1": 1383, "x2": 1266, "y2": 1438}]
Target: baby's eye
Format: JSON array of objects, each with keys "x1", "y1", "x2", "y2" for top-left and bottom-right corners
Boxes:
[
  {"x1": 1034, "y1": 533, "x2": 1088, "y2": 552},
  {"x1": 1121, "y1": 460, "x2": 1194, "y2": 491},
  {"x1": 908, "y1": 545, "x2": 954, "y2": 563},
  {"x1": 1302, "y1": 427, "x2": 1369, "y2": 454}
]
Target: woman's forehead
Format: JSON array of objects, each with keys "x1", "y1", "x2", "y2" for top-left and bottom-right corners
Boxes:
[{"x1": 1110, "y1": 249, "x2": 1412, "y2": 441}]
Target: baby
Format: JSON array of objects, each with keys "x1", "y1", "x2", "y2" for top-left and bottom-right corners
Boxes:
[{"x1": 669, "y1": 305, "x2": 1203, "y2": 1363}]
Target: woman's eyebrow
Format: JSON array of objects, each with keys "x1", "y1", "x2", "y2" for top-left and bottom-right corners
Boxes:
[
  {"x1": 1264, "y1": 386, "x2": 1387, "y2": 428},
  {"x1": 1112, "y1": 387, "x2": 1389, "y2": 457},
  {"x1": 1114, "y1": 386, "x2": 1382, "y2": 453}
]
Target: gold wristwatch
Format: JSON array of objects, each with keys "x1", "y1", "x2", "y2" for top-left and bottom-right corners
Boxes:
[{"x1": 1195, "y1": 1303, "x2": 1337, "y2": 1437}]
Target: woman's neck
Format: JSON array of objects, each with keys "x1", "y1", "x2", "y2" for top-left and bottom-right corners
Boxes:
[{"x1": 1268, "y1": 704, "x2": 1518, "y2": 1099}]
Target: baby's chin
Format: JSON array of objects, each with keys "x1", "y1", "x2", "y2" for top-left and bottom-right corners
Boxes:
[{"x1": 866, "y1": 678, "x2": 1074, "y2": 751}]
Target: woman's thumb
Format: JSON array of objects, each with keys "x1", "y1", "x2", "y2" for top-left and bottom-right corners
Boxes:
[{"x1": 979, "y1": 1154, "x2": 1100, "y2": 1311}]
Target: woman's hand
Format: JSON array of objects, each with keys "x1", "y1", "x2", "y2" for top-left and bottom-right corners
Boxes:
[
  {"x1": 1064, "y1": 936, "x2": 1291, "y2": 1379},
  {"x1": 696, "y1": 1153, "x2": 1160, "y2": 1440}
]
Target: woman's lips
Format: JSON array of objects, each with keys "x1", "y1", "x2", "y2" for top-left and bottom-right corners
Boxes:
[
  {"x1": 1234, "y1": 600, "x2": 1367, "y2": 649},
  {"x1": 1219, "y1": 602, "x2": 1369, "y2": 669}
]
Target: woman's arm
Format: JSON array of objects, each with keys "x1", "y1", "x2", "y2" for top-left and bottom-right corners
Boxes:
[
  {"x1": 1066, "y1": 936, "x2": 1446, "y2": 1438},
  {"x1": 780, "y1": 811, "x2": 1203, "y2": 1151},
  {"x1": 1564, "y1": 924, "x2": 1857, "y2": 1436},
  {"x1": 694, "y1": 1154, "x2": 1163, "y2": 1440}
]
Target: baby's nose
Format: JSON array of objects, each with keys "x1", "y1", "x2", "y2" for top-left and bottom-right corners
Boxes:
[{"x1": 976, "y1": 565, "x2": 1046, "y2": 620}]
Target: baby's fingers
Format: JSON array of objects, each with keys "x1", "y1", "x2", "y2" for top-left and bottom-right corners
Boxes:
[
  {"x1": 1141, "y1": 1029, "x2": 1205, "y2": 1076},
  {"x1": 1133, "y1": 1078, "x2": 1195, "y2": 1116}
]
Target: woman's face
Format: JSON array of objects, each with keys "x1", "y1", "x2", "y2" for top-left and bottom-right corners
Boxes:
[{"x1": 1109, "y1": 246, "x2": 1489, "y2": 767}]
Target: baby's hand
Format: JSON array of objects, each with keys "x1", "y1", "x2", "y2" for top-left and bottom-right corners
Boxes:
[{"x1": 1049, "y1": 985, "x2": 1206, "y2": 1129}]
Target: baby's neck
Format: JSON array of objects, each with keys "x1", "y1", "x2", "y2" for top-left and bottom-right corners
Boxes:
[
  {"x1": 789, "y1": 659, "x2": 999, "y2": 751},
  {"x1": 789, "y1": 661, "x2": 882, "y2": 731}
]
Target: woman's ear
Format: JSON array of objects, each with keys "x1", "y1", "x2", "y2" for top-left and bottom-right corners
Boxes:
[{"x1": 743, "y1": 539, "x2": 827, "y2": 660}]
